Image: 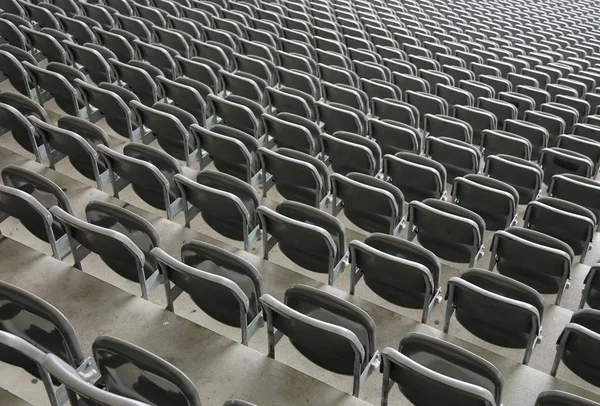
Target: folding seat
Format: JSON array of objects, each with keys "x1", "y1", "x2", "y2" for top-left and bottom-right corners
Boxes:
[
  {"x1": 192, "y1": 39, "x2": 232, "y2": 72},
  {"x1": 535, "y1": 391, "x2": 600, "y2": 406},
  {"x1": 97, "y1": 144, "x2": 184, "y2": 219},
  {"x1": 55, "y1": 14, "x2": 95, "y2": 46},
  {"x1": 452, "y1": 174, "x2": 519, "y2": 230},
  {"x1": 208, "y1": 94, "x2": 265, "y2": 143},
  {"x1": 317, "y1": 62, "x2": 358, "y2": 88},
  {"x1": 546, "y1": 83, "x2": 579, "y2": 102},
  {"x1": 86, "y1": 335, "x2": 202, "y2": 405},
  {"x1": 0, "y1": 90, "x2": 48, "y2": 124},
  {"x1": 30, "y1": 116, "x2": 112, "y2": 189},
  {"x1": 260, "y1": 285, "x2": 377, "y2": 396},
  {"x1": 486, "y1": 59, "x2": 516, "y2": 80},
  {"x1": 551, "y1": 309, "x2": 600, "y2": 386},
  {"x1": 369, "y1": 118, "x2": 420, "y2": 156},
  {"x1": 264, "y1": 86, "x2": 314, "y2": 120},
  {"x1": 478, "y1": 74, "x2": 512, "y2": 96},
  {"x1": 330, "y1": 173, "x2": 405, "y2": 234},
  {"x1": 315, "y1": 101, "x2": 367, "y2": 136},
  {"x1": 218, "y1": 71, "x2": 264, "y2": 106},
  {"x1": 475, "y1": 99, "x2": 517, "y2": 132},
  {"x1": 349, "y1": 233, "x2": 441, "y2": 323},
  {"x1": 0, "y1": 18, "x2": 28, "y2": 51},
  {"x1": 408, "y1": 198, "x2": 485, "y2": 266},
  {"x1": 515, "y1": 85, "x2": 550, "y2": 111},
  {"x1": 405, "y1": 91, "x2": 448, "y2": 131},
  {"x1": 498, "y1": 92, "x2": 536, "y2": 120},
  {"x1": 258, "y1": 202, "x2": 347, "y2": 284},
  {"x1": 320, "y1": 131, "x2": 381, "y2": 177},
  {"x1": 503, "y1": 119, "x2": 549, "y2": 160},
  {"x1": 258, "y1": 147, "x2": 330, "y2": 208},
  {"x1": 360, "y1": 78, "x2": 401, "y2": 101},
  {"x1": 0, "y1": 165, "x2": 73, "y2": 259},
  {"x1": 62, "y1": 42, "x2": 113, "y2": 86},
  {"x1": 20, "y1": 27, "x2": 68, "y2": 65},
  {"x1": 540, "y1": 102, "x2": 580, "y2": 137},
  {"x1": 133, "y1": 40, "x2": 178, "y2": 80},
  {"x1": 112, "y1": 14, "x2": 152, "y2": 43},
  {"x1": 524, "y1": 196, "x2": 596, "y2": 263},
  {"x1": 489, "y1": 225, "x2": 573, "y2": 304},
  {"x1": 425, "y1": 114, "x2": 473, "y2": 143},
  {"x1": 321, "y1": 82, "x2": 368, "y2": 114},
  {"x1": 381, "y1": 333, "x2": 503, "y2": 404},
  {"x1": 21, "y1": 2, "x2": 60, "y2": 29},
  {"x1": 539, "y1": 147, "x2": 594, "y2": 185},
  {"x1": 555, "y1": 95, "x2": 591, "y2": 124},
  {"x1": 262, "y1": 114, "x2": 317, "y2": 156},
  {"x1": 0, "y1": 281, "x2": 98, "y2": 382},
  {"x1": 441, "y1": 65, "x2": 475, "y2": 84},
  {"x1": 385, "y1": 152, "x2": 446, "y2": 202},
  {"x1": 106, "y1": 59, "x2": 159, "y2": 107},
  {"x1": 459, "y1": 79, "x2": 495, "y2": 102},
  {"x1": 523, "y1": 110, "x2": 566, "y2": 148},
  {"x1": 276, "y1": 66, "x2": 321, "y2": 99},
  {"x1": 444, "y1": 268, "x2": 544, "y2": 364},
  {"x1": 426, "y1": 136, "x2": 482, "y2": 181},
  {"x1": 419, "y1": 69, "x2": 454, "y2": 93},
  {"x1": 93, "y1": 28, "x2": 136, "y2": 63},
  {"x1": 557, "y1": 77, "x2": 588, "y2": 98},
  {"x1": 0, "y1": 102, "x2": 47, "y2": 162},
  {"x1": 556, "y1": 133, "x2": 600, "y2": 173},
  {"x1": 391, "y1": 73, "x2": 430, "y2": 96}
]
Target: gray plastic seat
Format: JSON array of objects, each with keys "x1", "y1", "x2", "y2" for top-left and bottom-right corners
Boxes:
[
  {"x1": 425, "y1": 137, "x2": 481, "y2": 182},
  {"x1": 551, "y1": 309, "x2": 600, "y2": 387},
  {"x1": 535, "y1": 390, "x2": 600, "y2": 406},
  {"x1": 265, "y1": 86, "x2": 315, "y2": 120},
  {"x1": 582, "y1": 263, "x2": 600, "y2": 311},
  {"x1": 63, "y1": 41, "x2": 114, "y2": 85},
  {"x1": 371, "y1": 98, "x2": 419, "y2": 127},
  {"x1": 360, "y1": 78, "x2": 402, "y2": 101},
  {"x1": 20, "y1": 26, "x2": 67, "y2": 64},
  {"x1": 498, "y1": 92, "x2": 536, "y2": 121},
  {"x1": 109, "y1": 59, "x2": 158, "y2": 106},
  {"x1": 481, "y1": 129, "x2": 532, "y2": 160},
  {"x1": 524, "y1": 110, "x2": 566, "y2": 148},
  {"x1": 318, "y1": 63, "x2": 359, "y2": 88},
  {"x1": 406, "y1": 91, "x2": 448, "y2": 129},
  {"x1": 0, "y1": 282, "x2": 96, "y2": 389},
  {"x1": 0, "y1": 330, "x2": 148, "y2": 406},
  {"x1": 262, "y1": 113, "x2": 318, "y2": 156},
  {"x1": 444, "y1": 268, "x2": 544, "y2": 364},
  {"x1": 208, "y1": 94, "x2": 264, "y2": 141},
  {"x1": 478, "y1": 97, "x2": 517, "y2": 128},
  {"x1": 556, "y1": 95, "x2": 591, "y2": 124},
  {"x1": 435, "y1": 84, "x2": 475, "y2": 112},
  {"x1": 425, "y1": 114, "x2": 473, "y2": 143},
  {"x1": 0, "y1": 165, "x2": 73, "y2": 259},
  {"x1": 557, "y1": 134, "x2": 600, "y2": 175},
  {"x1": 258, "y1": 147, "x2": 329, "y2": 209},
  {"x1": 23, "y1": 62, "x2": 86, "y2": 118},
  {"x1": 453, "y1": 105, "x2": 498, "y2": 146},
  {"x1": 368, "y1": 118, "x2": 420, "y2": 156},
  {"x1": 320, "y1": 131, "x2": 381, "y2": 176},
  {"x1": 384, "y1": 152, "x2": 446, "y2": 202},
  {"x1": 0, "y1": 48, "x2": 39, "y2": 101},
  {"x1": 331, "y1": 173, "x2": 405, "y2": 235},
  {"x1": 174, "y1": 170, "x2": 260, "y2": 250},
  {"x1": 541, "y1": 102, "x2": 579, "y2": 134},
  {"x1": 0, "y1": 100, "x2": 48, "y2": 161},
  {"x1": 381, "y1": 333, "x2": 503, "y2": 406},
  {"x1": 316, "y1": 101, "x2": 367, "y2": 136},
  {"x1": 130, "y1": 100, "x2": 199, "y2": 167},
  {"x1": 258, "y1": 201, "x2": 347, "y2": 285},
  {"x1": 94, "y1": 28, "x2": 136, "y2": 63},
  {"x1": 191, "y1": 124, "x2": 260, "y2": 185},
  {"x1": 524, "y1": 196, "x2": 596, "y2": 263},
  {"x1": 484, "y1": 154, "x2": 543, "y2": 205},
  {"x1": 452, "y1": 174, "x2": 519, "y2": 231},
  {"x1": 548, "y1": 174, "x2": 600, "y2": 227},
  {"x1": 151, "y1": 240, "x2": 263, "y2": 345},
  {"x1": 408, "y1": 198, "x2": 485, "y2": 267},
  {"x1": 31, "y1": 116, "x2": 112, "y2": 189},
  {"x1": 539, "y1": 148, "x2": 594, "y2": 185},
  {"x1": 322, "y1": 81, "x2": 368, "y2": 114},
  {"x1": 92, "y1": 335, "x2": 202, "y2": 405},
  {"x1": 504, "y1": 119, "x2": 549, "y2": 161},
  {"x1": 574, "y1": 123, "x2": 600, "y2": 143},
  {"x1": 96, "y1": 144, "x2": 183, "y2": 219},
  {"x1": 260, "y1": 284, "x2": 378, "y2": 396},
  {"x1": 349, "y1": 233, "x2": 441, "y2": 323},
  {"x1": 220, "y1": 70, "x2": 264, "y2": 105}
]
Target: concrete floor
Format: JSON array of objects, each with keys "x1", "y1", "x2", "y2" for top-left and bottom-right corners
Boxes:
[{"x1": 1, "y1": 77, "x2": 600, "y2": 406}]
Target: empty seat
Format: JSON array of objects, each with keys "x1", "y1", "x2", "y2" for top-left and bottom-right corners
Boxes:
[
  {"x1": 262, "y1": 113, "x2": 318, "y2": 156},
  {"x1": 109, "y1": 59, "x2": 159, "y2": 106},
  {"x1": 191, "y1": 124, "x2": 260, "y2": 185},
  {"x1": 452, "y1": 174, "x2": 519, "y2": 231},
  {"x1": 524, "y1": 110, "x2": 566, "y2": 148},
  {"x1": 208, "y1": 94, "x2": 264, "y2": 141},
  {"x1": 30, "y1": 116, "x2": 111, "y2": 189},
  {"x1": 320, "y1": 131, "x2": 381, "y2": 176},
  {"x1": 51, "y1": 203, "x2": 161, "y2": 300},
  {"x1": 371, "y1": 97, "x2": 419, "y2": 127},
  {"x1": 548, "y1": 175, "x2": 600, "y2": 228},
  {"x1": 453, "y1": 105, "x2": 498, "y2": 146},
  {"x1": 130, "y1": 100, "x2": 199, "y2": 167},
  {"x1": 1, "y1": 165, "x2": 72, "y2": 259},
  {"x1": 424, "y1": 114, "x2": 473, "y2": 143},
  {"x1": 539, "y1": 148, "x2": 594, "y2": 185},
  {"x1": 382, "y1": 140, "x2": 444, "y2": 197},
  {"x1": 151, "y1": 240, "x2": 263, "y2": 345},
  {"x1": 96, "y1": 144, "x2": 184, "y2": 219},
  {"x1": 258, "y1": 201, "x2": 347, "y2": 285},
  {"x1": 481, "y1": 129, "x2": 532, "y2": 160},
  {"x1": 444, "y1": 268, "x2": 544, "y2": 364},
  {"x1": 551, "y1": 309, "x2": 600, "y2": 387},
  {"x1": 92, "y1": 335, "x2": 202, "y2": 405},
  {"x1": 478, "y1": 97, "x2": 518, "y2": 128},
  {"x1": 331, "y1": 173, "x2": 405, "y2": 235},
  {"x1": 0, "y1": 101, "x2": 46, "y2": 162},
  {"x1": 425, "y1": 137, "x2": 481, "y2": 182},
  {"x1": 157, "y1": 76, "x2": 208, "y2": 127},
  {"x1": 405, "y1": 91, "x2": 448, "y2": 129},
  {"x1": 0, "y1": 281, "x2": 93, "y2": 385},
  {"x1": 381, "y1": 333, "x2": 503, "y2": 406},
  {"x1": 316, "y1": 101, "x2": 367, "y2": 136},
  {"x1": 369, "y1": 118, "x2": 420, "y2": 156},
  {"x1": 504, "y1": 119, "x2": 549, "y2": 161},
  {"x1": 541, "y1": 102, "x2": 579, "y2": 134},
  {"x1": 174, "y1": 170, "x2": 260, "y2": 251},
  {"x1": 260, "y1": 284, "x2": 378, "y2": 396},
  {"x1": 63, "y1": 41, "x2": 114, "y2": 85},
  {"x1": 258, "y1": 147, "x2": 329, "y2": 209},
  {"x1": 0, "y1": 48, "x2": 39, "y2": 101},
  {"x1": 349, "y1": 233, "x2": 441, "y2": 323},
  {"x1": 265, "y1": 86, "x2": 315, "y2": 120},
  {"x1": 408, "y1": 199, "x2": 485, "y2": 267},
  {"x1": 524, "y1": 197, "x2": 595, "y2": 264}
]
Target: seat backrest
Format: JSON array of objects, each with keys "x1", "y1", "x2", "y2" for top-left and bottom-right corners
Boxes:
[
  {"x1": 549, "y1": 174, "x2": 600, "y2": 217},
  {"x1": 524, "y1": 110, "x2": 566, "y2": 147},
  {"x1": 478, "y1": 97, "x2": 517, "y2": 128},
  {"x1": 385, "y1": 152, "x2": 446, "y2": 202},
  {"x1": 315, "y1": 101, "x2": 365, "y2": 135},
  {"x1": 262, "y1": 113, "x2": 316, "y2": 155},
  {"x1": 208, "y1": 94, "x2": 261, "y2": 139},
  {"x1": 23, "y1": 62, "x2": 81, "y2": 116},
  {"x1": 321, "y1": 131, "x2": 380, "y2": 176},
  {"x1": 0, "y1": 49, "x2": 31, "y2": 96},
  {"x1": 20, "y1": 26, "x2": 66, "y2": 63},
  {"x1": 93, "y1": 336, "x2": 202, "y2": 406},
  {"x1": 425, "y1": 114, "x2": 473, "y2": 143},
  {"x1": 504, "y1": 119, "x2": 549, "y2": 160},
  {"x1": 109, "y1": 59, "x2": 158, "y2": 106},
  {"x1": 93, "y1": 28, "x2": 135, "y2": 63},
  {"x1": 368, "y1": 118, "x2": 420, "y2": 155},
  {"x1": 539, "y1": 147, "x2": 594, "y2": 185},
  {"x1": 535, "y1": 390, "x2": 600, "y2": 406},
  {"x1": 426, "y1": 137, "x2": 481, "y2": 181},
  {"x1": 371, "y1": 97, "x2": 418, "y2": 127}
]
